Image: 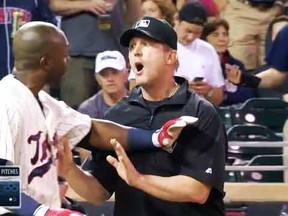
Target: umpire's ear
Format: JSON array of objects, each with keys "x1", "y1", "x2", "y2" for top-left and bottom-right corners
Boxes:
[{"x1": 166, "y1": 49, "x2": 178, "y2": 66}]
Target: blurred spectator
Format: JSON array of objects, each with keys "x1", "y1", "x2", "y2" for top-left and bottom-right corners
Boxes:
[
  {"x1": 78, "y1": 50, "x2": 128, "y2": 165},
  {"x1": 78, "y1": 50, "x2": 128, "y2": 119},
  {"x1": 176, "y1": 0, "x2": 222, "y2": 20},
  {"x1": 222, "y1": 0, "x2": 284, "y2": 71},
  {"x1": 0, "y1": 0, "x2": 57, "y2": 80},
  {"x1": 266, "y1": 15, "x2": 288, "y2": 55},
  {"x1": 254, "y1": 15, "x2": 288, "y2": 98},
  {"x1": 141, "y1": 0, "x2": 177, "y2": 26},
  {"x1": 174, "y1": 2, "x2": 225, "y2": 105},
  {"x1": 201, "y1": 19, "x2": 256, "y2": 106},
  {"x1": 50, "y1": 0, "x2": 141, "y2": 109}
]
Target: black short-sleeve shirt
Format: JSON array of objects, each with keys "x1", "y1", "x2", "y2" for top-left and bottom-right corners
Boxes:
[{"x1": 91, "y1": 77, "x2": 226, "y2": 216}]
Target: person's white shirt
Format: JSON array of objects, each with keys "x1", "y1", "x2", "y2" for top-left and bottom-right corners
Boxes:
[
  {"x1": 176, "y1": 39, "x2": 225, "y2": 88},
  {"x1": 175, "y1": 42, "x2": 205, "y2": 81}
]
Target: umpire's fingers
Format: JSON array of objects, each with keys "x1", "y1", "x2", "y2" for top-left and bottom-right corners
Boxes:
[
  {"x1": 110, "y1": 138, "x2": 130, "y2": 166},
  {"x1": 106, "y1": 155, "x2": 118, "y2": 168}
]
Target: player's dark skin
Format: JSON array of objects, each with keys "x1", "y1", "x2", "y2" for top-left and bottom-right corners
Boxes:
[{"x1": 11, "y1": 22, "x2": 132, "y2": 150}]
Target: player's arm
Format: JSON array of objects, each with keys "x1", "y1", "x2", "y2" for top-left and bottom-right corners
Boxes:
[
  {"x1": 60, "y1": 117, "x2": 199, "y2": 204},
  {"x1": 82, "y1": 117, "x2": 197, "y2": 151}
]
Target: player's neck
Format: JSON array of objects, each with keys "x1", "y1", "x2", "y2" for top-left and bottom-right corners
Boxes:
[{"x1": 13, "y1": 69, "x2": 46, "y2": 97}]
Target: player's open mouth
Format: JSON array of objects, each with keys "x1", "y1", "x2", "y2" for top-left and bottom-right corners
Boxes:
[{"x1": 135, "y1": 62, "x2": 144, "y2": 74}]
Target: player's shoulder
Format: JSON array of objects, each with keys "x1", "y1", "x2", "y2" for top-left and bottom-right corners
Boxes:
[
  {"x1": 38, "y1": 90, "x2": 70, "y2": 112},
  {"x1": 0, "y1": 75, "x2": 17, "y2": 92},
  {"x1": 39, "y1": 90, "x2": 58, "y2": 103},
  {"x1": 0, "y1": 75, "x2": 23, "y2": 108}
]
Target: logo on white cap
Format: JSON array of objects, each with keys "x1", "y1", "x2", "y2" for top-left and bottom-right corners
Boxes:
[
  {"x1": 95, "y1": 50, "x2": 126, "y2": 73},
  {"x1": 135, "y1": 20, "x2": 150, "y2": 28}
]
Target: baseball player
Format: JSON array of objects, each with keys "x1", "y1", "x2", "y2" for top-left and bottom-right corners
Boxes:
[{"x1": 0, "y1": 21, "x2": 196, "y2": 215}]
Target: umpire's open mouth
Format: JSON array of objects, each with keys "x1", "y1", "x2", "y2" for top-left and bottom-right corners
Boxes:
[{"x1": 135, "y1": 62, "x2": 144, "y2": 74}]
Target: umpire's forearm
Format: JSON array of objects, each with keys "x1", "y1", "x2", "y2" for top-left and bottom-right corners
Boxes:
[{"x1": 89, "y1": 119, "x2": 130, "y2": 150}]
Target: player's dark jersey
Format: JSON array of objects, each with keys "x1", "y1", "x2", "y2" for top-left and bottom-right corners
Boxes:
[{"x1": 0, "y1": 0, "x2": 56, "y2": 80}]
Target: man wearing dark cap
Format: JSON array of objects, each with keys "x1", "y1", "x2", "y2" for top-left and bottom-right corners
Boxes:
[
  {"x1": 174, "y1": 2, "x2": 225, "y2": 106},
  {"x1": 127, "y1": 2, "x2": 225, "y2": 106},
  {"x1": 61, "y1": 16, "x2": 227, "y2": 216}
]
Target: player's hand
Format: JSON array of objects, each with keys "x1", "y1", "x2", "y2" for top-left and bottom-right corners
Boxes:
[
  {"x1": 57, "y1": 138, "x2": 75, "y2": 179},
  {"x1": 225, "y1": 63, "x2": 241, "y2": 84},
  {"x1": 106, "y1": 139, "x2": 141, "y2": 188},
  {"x1": 153, "y1": 116, "x2": 198, "y2": 152},
  {"x1": 34, "y1": 205, "x2": 85, "y2": 216}
]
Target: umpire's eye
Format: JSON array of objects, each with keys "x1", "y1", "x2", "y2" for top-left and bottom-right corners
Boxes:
[{"x1": 135, "y1": 62, "x2": 143, "y2": 72}]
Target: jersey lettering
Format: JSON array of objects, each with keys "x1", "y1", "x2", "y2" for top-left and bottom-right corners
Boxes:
[{"x1": 27, "y1": 131, "x2": 56, "y2": 184}]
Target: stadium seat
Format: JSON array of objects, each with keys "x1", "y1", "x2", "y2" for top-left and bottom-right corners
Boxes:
[
  {"x1": 224, "y1": 123, "x2": 285, "y2": 215},
  {"x1": 230, "y1": 98, "x2": 288, "y2": 133},
  {"x1": 217, "y1": 106, "x2": 233, "y2": 131},
  {"x1": 240, "y1": 155, "x2": 284, "y2": 183},
  {"x1": 227, "y1": 124, "x2": 282, "y2": 161}
]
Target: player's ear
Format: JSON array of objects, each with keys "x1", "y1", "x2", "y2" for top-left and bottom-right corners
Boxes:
[{"x1": 40, "y1": 56, "x2": 51, "y2": 71}]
